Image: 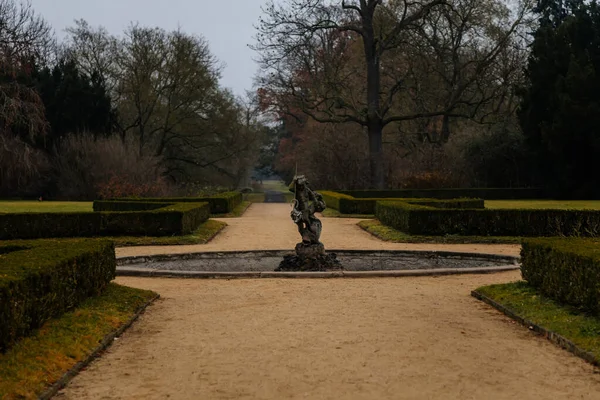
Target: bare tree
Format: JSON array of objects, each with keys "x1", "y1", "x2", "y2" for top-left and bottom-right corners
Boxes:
[
  {"x1": 253, "y1": 0, "x2": 533, "y2": 188},
  {"x1": 64, "y1": 19, "x2": 119, "y2": 95},
  {"x1": 64, "y1": 22, "x2": 266, "y2": 187}
]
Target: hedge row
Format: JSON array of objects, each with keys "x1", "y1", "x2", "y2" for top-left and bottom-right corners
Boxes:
[
  {"x1": 521, "y1": 238, "x2": 600, "y2": 314},
  {"x1": 0, "y1": 202, "x2": 210, "y2": 240},
  {"x1": 376, "y1": 201, "x2": 600, "y2": 237},
  {"x1": 106, "y1": 191, "x2": 243, "y2": 214},
  {"x1": 320, "y1": 191, "x2": 484, "y2": 214},
  {"x1": 0, "y1": 239, "x2": 115, "y2": 351},
  {"x1": 339, "y1": 188, "x2": 544, "y2": 200}
]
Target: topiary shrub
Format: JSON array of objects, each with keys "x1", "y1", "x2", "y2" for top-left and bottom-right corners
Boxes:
[
  {"x1": 0, "y1": 202, "x2": 210, "y2": 239},
  {"x1": 105, "y1": 191, "x2": 243, "y2": 214},
  {"x1": 321, "y1": 191, "x2": 484, "y2": 214},
  {"x1": 521, "y1": 238, "x2": 600, "y2": 314},
  {"x1": 0, "y1": 239, "x2": 115, "y2": 352},
  {"x1": 376, "y1": 201, "x2": 600, "y2": 237}
]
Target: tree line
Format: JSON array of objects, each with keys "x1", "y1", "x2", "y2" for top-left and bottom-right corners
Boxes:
[
  {"x1": 1, "y1": 0, "x2": 266, "y2": 199},
  {"x1": 253, "y1": 0, "x2": 600, "y2": 198}
]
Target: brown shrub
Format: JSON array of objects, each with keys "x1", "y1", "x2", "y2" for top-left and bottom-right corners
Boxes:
[{"x1": 53, "y1": 134, "x2": 173, "y2": 200}]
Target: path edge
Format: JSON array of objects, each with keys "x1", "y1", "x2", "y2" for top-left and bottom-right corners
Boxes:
[
  {"x1": 471, "y1": 290, "x2": 599, "y2": 367},
  {"x1": 116, "y1": 265, "x2": 520, "y2": 279},
  {"x1": 38, "y1": 293, "x2": 161, "y2": 400}
]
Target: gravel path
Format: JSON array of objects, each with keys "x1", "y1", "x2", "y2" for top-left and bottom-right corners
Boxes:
[
  {"x1": 116, "y1": 203, "x2": 521, "y2": 258},
  {"x1": 58, "y1": 272, "x2": 600, "y2": 400}
]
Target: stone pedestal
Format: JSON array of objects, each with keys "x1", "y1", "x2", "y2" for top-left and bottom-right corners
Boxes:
[{"x1": 276, "y1": 242, "x2": 343, "y2": 272}]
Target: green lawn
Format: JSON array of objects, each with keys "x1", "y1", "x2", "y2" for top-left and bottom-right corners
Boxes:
[
  {"x1": 0, "y1": 283, "x2": 157, "y2": 399},
  {"x1": 475, "y1": 282, "x2": 600, "y2": 364},
  {"x1": 0, "y1": 201, "x2": 92, "y2": 213},
  {"x1": 486, "y1": 200, "x2": 600, "y2": 210}
]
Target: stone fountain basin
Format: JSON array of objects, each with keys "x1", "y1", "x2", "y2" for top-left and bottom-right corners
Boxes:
[{"x1": 116, "y1": 250, "x2": 519, "y2": 277}]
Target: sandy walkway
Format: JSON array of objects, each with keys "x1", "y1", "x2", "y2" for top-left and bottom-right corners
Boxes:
[
  {"x1": 116, "y1": 204, "x2": 521, "y2": 258},
  {"x1": 58, "y1": 272, "x2": 600, "y2": 400}
]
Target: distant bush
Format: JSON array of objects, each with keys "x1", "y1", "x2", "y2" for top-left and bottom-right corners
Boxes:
[{"x1": 53, "y1": 134, "x2": 172, "y2": 200}]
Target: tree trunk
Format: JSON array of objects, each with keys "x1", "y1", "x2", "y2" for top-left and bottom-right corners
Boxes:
[
  {"x1": 368, "y1": 121, "x2": 384, "y2": 189},
  {"x1": 362, "y1": 6, "x2": 385, "y2": 189}
]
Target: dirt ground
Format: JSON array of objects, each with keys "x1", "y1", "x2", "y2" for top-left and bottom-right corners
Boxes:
[
  {"x1": 57, "y1": 272, "x2": 600, "y2": 400},
  {"x1": 116, "y1": 204, "x2": 521, "y2": 258}
]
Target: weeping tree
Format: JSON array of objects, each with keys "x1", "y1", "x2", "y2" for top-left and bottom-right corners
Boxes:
[
  {"x1": 253, "y1": 0, "x2": 534, "y2": 188},
  {"x1": 0, "y1": 0, "x2": 53, "y2": 196}
]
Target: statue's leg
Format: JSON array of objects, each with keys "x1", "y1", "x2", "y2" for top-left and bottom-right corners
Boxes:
[
  {"x1": 312, "y1": 218, "x2": 322, "y2": 243},
  {"x1": 297, "y1": 221, "x2": 311, "y2": 244}
]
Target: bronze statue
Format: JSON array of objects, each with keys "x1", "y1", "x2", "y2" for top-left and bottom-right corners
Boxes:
[{"x1": 289, "y1": 175, "x2": 326, "y2": 244}]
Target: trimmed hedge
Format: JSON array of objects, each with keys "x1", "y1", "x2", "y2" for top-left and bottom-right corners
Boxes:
[
  {"x1": 339, "y1": 188, "x2": 544, "y2": 200},
  {"x1": 321, "y1": 191, "x2": 484, "y2": 214},
  {"x1": 0, "y1": 202, "x2": 210, "y2": 240},
  {"x1": 204, "y1": 191, "x2": 243, "y2": 214},
  {"x1": 376, "y1": 201, "x2": 600, "y2": 237},
  {"x1": 521, "y1": 238, "x2": 600, "y2": 314},
  {"x1": 106, "y1": 191, "x2": 243, "y2": 214},
  {"x1": 93, "y1": 201, "x2": 169, "y2": 212},
  {"x1": 0, "y1": 239, "x2": 115, "y2": 351}
]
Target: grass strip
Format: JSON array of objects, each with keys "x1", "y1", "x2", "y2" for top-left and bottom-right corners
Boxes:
[
  {"x1": 358, "y1": 219, "x2": 521, "y2": 244},
  {"x1": 474, "y1": 281, "x2": 600, "y2": 366},
  {"x1": 0, "y1": 283, "x2": 157, "y2": 399}
]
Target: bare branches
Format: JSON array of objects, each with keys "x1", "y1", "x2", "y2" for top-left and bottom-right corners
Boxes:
[
  {"x1": 379, "y1": 0, "x2": 448, "y2": 53},
  {"x1": 0, "y1": 0, "x2": 53, "y2": 65}
]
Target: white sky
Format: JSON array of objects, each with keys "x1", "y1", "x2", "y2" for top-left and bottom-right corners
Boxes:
[{"x1": 29, "y1": 0, "x2": 270, "y2": 97}]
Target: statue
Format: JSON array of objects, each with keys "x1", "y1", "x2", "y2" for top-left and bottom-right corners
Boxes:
[
  {"x1": 276, "y1": 175, "x2": 342, "y2": 272},
  {"x1": 289, "y1": 175, "x2": 326, "y2": 245}
]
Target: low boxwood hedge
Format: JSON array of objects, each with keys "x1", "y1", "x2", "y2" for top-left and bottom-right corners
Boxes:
[
  {"x1": 376, "y1": 201, "x2": 600, "y2": 237},
  {"x1": 105, "y1": 191, "x2": 243, "y2": 214},
  {"x1": 92, "y1": 201, "x2": 169, "y2": 212},
  {"x1": 0, "y1": 239, "x2": 115, "y2": 351},
  {"x1": 521, "y1": 238, "x2": 600, "y2": 314},
  {"x1": 0, "y1": 202, "x2": 210, "y2": 240},
  {"x1": 320, "y1": 191, "x2": 484, "y2": 214},
  {"x1": 340, "y1": 188, "x2": 544, "y2": 200}
]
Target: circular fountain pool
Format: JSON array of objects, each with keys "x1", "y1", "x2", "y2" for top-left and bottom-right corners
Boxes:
[{"x1": 117, "y1": 250, "x2": 519, "y2": 278}]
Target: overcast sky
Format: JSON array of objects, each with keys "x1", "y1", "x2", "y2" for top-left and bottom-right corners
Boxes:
[{"x1": 29, "y1": 0, "x2": 269, "y2": 97}]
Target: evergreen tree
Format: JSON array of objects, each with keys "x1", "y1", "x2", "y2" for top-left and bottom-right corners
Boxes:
[
  {"x1": 519, "y1": 0, "x2": 600, "y2": 198},
  {"x1": 34, "y1": 59, "x2": 114, "y2": 147}
]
